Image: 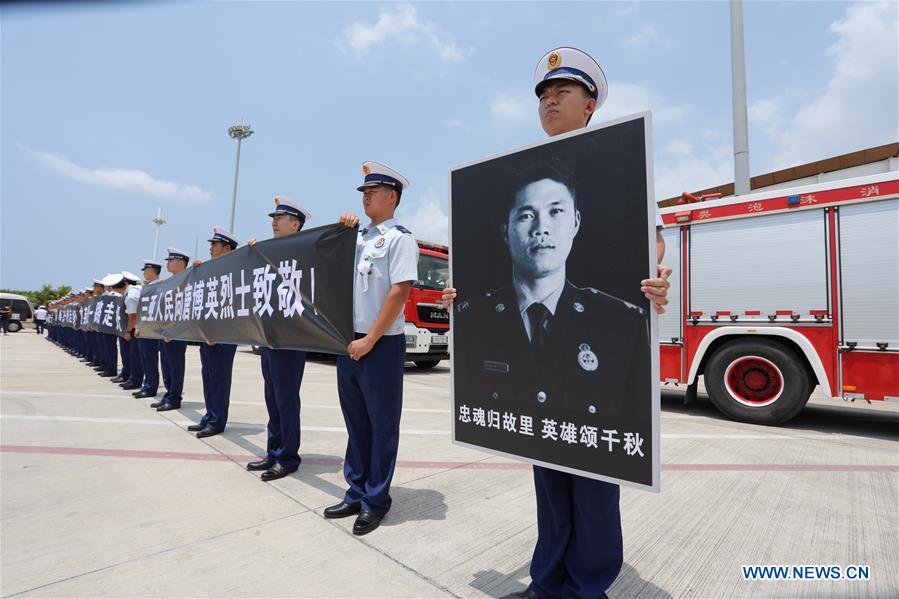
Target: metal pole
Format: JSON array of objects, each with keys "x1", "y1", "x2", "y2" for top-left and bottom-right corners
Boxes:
[
  {"x1": 152, "y1": 207, "x2": 166, "y2": 260},
  {"x1": 730, "y1": 0, "x2": 750, "y2": 196},
  {"x1": 229, "y1": 137, "x2": 242, "y2": 233},
  {"x1": 227, "y1": 124, "x2": 253, "y2": 234}
]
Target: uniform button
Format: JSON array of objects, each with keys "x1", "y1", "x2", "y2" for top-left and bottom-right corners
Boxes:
[
  {"x1": 588, "y1": 405, "x2": 597, "y2": 414},
  {"x1": 536, "y1": 391, "x2": 547, "y2": 403},
  {"x1": 492, "y1": 392, "x2": 499, "y2": 400}
]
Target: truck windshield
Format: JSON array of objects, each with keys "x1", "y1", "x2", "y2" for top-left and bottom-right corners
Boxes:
[{"x1": 415, "y1": 253, "x2": 448, "y2": 290}]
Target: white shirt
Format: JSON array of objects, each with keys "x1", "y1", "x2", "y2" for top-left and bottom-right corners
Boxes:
[
  {"x1": 352, "y1": 218, "x2": 419, "y2": 336},
  {"x1": 124, "y1": 284, "x2": 142, "y2": 315},
  {"x1": 34, "y1": 308, "x2": 48, "y2": 320},
  {"x1": 513, "y1": 279, "x2": 566, "y2": 342}
]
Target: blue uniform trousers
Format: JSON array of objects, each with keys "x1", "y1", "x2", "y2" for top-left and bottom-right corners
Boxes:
[
  {"x1": 160, "y1": 339, "x2": 187, "y2": 407},
  {"x1": 90, "y1": 332, "x2": 101, "y2": 363},
  {"x1": 138, "y1": 337, "x2": 160, "y2": 394},
  {"x1": 335, "y1": 333, "x2": 404, "y2": 517},
  {"x1": 530, "y1": 467, "x2": 623, "y2": 599},
  {"x1": 118, "y1": 336, "x2": 131, "y2": 381},
  {"x1": 127, "y1": 335, "x2": 144, "y2": 387},
  {"x1": 101, "y1": 333, "x2": 118, "y2": 375},
  {"x1": 259, "y1": 347, "x2": 306, "y2": 470},
  {"x1": 161, "y1": 341, "x2": 171, "y2": 391},
  {"x1": 199, "y1": 343, "x2": 237, "y2": 431}
]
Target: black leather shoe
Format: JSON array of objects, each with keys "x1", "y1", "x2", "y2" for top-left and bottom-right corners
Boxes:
[
  {"x1": 499, "y1": 586, "x2": 540, "y2": 599},
  {"x1": 133, "y1": 390, "x2": 155, "y2": 398},
  {"x1": 120, "y1": 383, "x2": 140, "y2": 390},
  {"x1": 187, "y1": 424, "x2": 205, "y2": 432},
  {"x1": 352, "y1": 510, "x2": 382, "y2": 536},
  {"x1": 156, "y1": 403, "x2": 180, "y2": 412},
  {"x1": 110, "y1": 377, "x2": 125, "y2": 383},
  {"x1": 196, "y1": 426, "x2": 222, "y2": 439},
  {"x1": 99, "y1": 372, "x2": 116, "y2": 378},
  {"x1": 246, "y1": 457, "x2": 275, "y2": 471},
  {"x1": 324, "y1": 501, "x2": 361, "y2": 519},
  {"x1": 260, "y1": 463, "x2": 295, "y2": 482},
  {"x1": 149, "y1": 400, "x2": 162, "y2": 407}
]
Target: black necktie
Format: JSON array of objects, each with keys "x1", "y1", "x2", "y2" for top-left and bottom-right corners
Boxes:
[{"x1": 526, "y1": 302, "x2": 551, "y2": 355}]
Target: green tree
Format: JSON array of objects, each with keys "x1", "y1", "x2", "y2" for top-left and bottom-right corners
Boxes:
[{"x1": 0, "y1": 284, "x2": 72, "y2": 307}]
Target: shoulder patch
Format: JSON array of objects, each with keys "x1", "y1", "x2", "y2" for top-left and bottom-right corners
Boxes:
[
  {"x1": 393, "y1": 225, "x2": 412, "y2": 235},
  {"x1": 623, "y1": 301, "x2": 645, "y2": 316}
]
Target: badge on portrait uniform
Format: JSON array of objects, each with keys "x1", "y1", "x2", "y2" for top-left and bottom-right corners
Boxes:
[
  {"x1": 577, "y1": 343, "x2": 598, "y2": 371},
  {"x1": 375, "y1": 237, "x2": 385, "y2": 248}
]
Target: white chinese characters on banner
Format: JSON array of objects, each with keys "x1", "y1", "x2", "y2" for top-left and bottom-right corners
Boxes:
[
  {"x1": 140, "y1": 264, "x2": 316, "y2": 324},
  {"x1": 458, "y1": 404, "x2": 646, "y2": 458}
]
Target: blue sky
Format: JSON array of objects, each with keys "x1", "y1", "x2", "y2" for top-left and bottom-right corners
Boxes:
[{"x1": 2, "y1": 1, "x2": 896, "y2": 290}]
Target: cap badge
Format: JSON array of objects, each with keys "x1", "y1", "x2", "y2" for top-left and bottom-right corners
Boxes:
[
  {"x1": 362, "y1": 164, "x2": 371, "y2": 175},
  {"x1": 547, "y1": 51, "x2": 561, "y2": 70},
  {"x1": 577, "y1": 343, "x2": 598, "y2": 371}
]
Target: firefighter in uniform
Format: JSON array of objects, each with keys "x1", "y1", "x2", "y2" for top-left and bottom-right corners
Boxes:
[
  {"x1": 97, "y1": 277, "x2": 120, "y2": 378},
  {"x1": 443, "y1": 48, "x2": 672, "y2": 599},
  {"x1": 119, "y1": 270, "x2": 144, "y2": 391},
  {"x1": 155, "y1": 247, "x2": 190, "y2": 412},
  {"x1": 134, "y1": 259, "x2": 163, "y2": 400},
  {"x1": 188, "y1": 226, "x2": 240, "y2": 439},
  {"x1": 110, "y1": 272, "x2": 139, "y2": 386},
  {"x1": 324, "y1": 162, "x2": 419, "y2": 536},
  {"x1": 245, "y1": 197, "x2": 312, "y2": 481},
  {"x1": 89, "y1": 279, "x2": 110, "y2": 375}
]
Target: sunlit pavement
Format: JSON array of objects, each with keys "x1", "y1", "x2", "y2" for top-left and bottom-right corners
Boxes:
[{"x1": 2, "y1": 331, "x2": 897, "y2": 598}]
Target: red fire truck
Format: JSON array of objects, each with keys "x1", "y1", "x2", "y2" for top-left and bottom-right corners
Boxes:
[
  {"x1": 405, "y1": 240, "x2": 450, "y2": 368},
  {"x1": 658, "y1": 170, "x2": 898, "y2": 424}
]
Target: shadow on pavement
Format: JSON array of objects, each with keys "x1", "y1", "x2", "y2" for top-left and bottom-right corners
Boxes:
[
  {"x1": 469, "y1": 562, "x2": 672, "y2": 598},
  {"x1": 381, "y1": 487, "x2": 448, "y2": 526},
  {"x1": 660, "y1": 388, "x2": 899, "y2": 442}
]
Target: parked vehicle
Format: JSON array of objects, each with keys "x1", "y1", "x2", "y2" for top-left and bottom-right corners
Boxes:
[
  {"x1": 405, "y1": 240, "x2": 450, "y2": 368},
  {"x1": 0, "y1": 293, "x2": 35, "y2": 333},
  {"x1": 658, "y1": 170, "x2": 898, "y2": 424}
]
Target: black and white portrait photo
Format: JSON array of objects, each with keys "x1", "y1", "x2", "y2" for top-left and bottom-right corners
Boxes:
[{"x1": 450, "y1": 114, "x2": 659, "y2": 489}]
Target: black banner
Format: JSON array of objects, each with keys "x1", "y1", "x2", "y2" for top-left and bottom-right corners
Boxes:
[
  {"x1": 53, "y1": 296, "x2": 128, "y2": 336},
  {"x1": 450, "y1": 114, "x2": 660, "y2": 491},
  {"x1": 138, "y1": 223, "x2": 356, "y2": 354}
]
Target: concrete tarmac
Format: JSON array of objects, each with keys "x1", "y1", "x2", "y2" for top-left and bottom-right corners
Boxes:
[{"x1": 2, "y1": 331, "x2": 897, "y2": 598}]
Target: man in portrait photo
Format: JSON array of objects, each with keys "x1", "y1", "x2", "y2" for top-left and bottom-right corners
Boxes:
[{"x1": 455, "y1": 158, "x2": 650, "y2": 424}]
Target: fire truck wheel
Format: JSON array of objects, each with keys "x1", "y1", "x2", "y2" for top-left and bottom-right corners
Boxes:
[
  {"x1": 704, "y1": 339, "x2": 811, "y2": 425},
  {"x1": 414, "y1": 360, "x2": 440, "y2": 369}
]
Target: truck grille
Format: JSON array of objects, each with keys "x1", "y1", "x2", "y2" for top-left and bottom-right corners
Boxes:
[{"x1": 417, "y1": 305, "x2": 449, "y2": 324}]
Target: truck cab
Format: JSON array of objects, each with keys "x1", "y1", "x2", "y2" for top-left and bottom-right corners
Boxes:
[{"x1": 404, "y1": 241, "x2": 450, "y2": 369}]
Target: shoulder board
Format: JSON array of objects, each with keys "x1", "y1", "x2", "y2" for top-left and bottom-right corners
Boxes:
[
  {"x1": 582, "y1": 286, "x2": 646, "y2": 317},
  {"x1": 393, "y1": 225, "x2": 412, "y2": 235}
]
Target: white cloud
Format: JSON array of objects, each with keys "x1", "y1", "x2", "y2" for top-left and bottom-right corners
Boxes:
[
  {"x1": 25, "y1": 147, "x2": 214, "y2": 203},
  {"x1": 751, "y1": 1, "x2": 898, "y2": 168},
  {"x1": 338, "y1": 3, "x2": 469, "y2": 63},
  {"x1": 398, "y1": 188, "x2": 448, "y2": 244},
  {"x1": 622, "y1": 24, "x2": 667, "y2": 48},
  {"x1": 653, "y1": 137, "x2": 732, "y2": 201},
  {"x1": 598, "y1": 81, "x2": 690, "y2": 126},
  {"x1": 490, "y1": 93, "x2": 534, "y2": 125}
]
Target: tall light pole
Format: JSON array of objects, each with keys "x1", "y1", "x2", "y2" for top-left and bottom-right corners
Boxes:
[
  {"x1": 227, "y1": 124, "x2": 254, "y2": 234},
  {"x1": 152, "y1": 207, "x2": 166, "y2": 260},
  {"x1": 730, "y1": 0, "x2": 751, "y2": 195}
]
